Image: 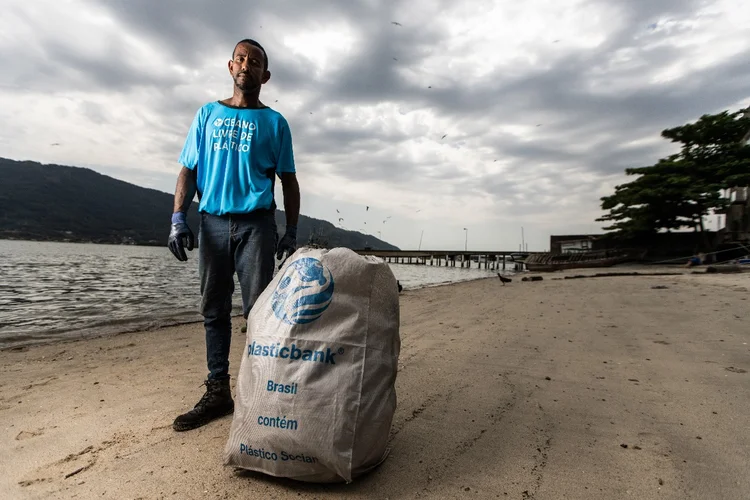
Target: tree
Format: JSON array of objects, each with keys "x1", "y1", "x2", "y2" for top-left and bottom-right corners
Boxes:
[
  {"x1": 597, "y1": 109, "x2": 750, "y2": 244},
  {"x1": 662, "y1": 110, "x2": 750, "y2": 187}
]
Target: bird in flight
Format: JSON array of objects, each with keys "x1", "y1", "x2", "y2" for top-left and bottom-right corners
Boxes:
[
  {"x1": 366, "y1": 206, "x2": 369, "y2": 211},
  {"x1": 50, "y1": 143, "x2": 61, "y2": 146},
  {"x1": 441, "y1": 134, "x2": 447, "y2": 140},
  {"x1": 391, "y1": 21, "x2": 402, "y2": 26}
]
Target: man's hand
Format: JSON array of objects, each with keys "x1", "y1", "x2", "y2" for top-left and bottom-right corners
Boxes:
[
  {"x1": 168, "y1": 212, "x2": 195, "y2": 262},
  {"x1": 276, "y1": 225, "x2": 297, "y2": 261}
]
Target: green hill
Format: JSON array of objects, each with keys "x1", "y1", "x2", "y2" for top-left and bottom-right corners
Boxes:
[{"x1": 0, "y1": 158, "x2": 399, "y2": 250}]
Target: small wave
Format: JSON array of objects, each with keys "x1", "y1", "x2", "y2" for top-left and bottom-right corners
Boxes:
[{"x1": 0, "y1": 312, "x2": 205, "y2": 350}]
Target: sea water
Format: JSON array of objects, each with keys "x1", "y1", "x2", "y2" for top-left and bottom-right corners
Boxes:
[{"x1": 0, "y1": 240, "x2": 501, "y2": 349}]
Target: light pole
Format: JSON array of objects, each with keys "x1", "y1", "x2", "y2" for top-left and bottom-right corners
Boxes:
[{"x1": 463, "y1": 228, "x2": 468, "y2": 252}]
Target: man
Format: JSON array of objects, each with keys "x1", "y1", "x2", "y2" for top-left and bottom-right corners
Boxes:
[{"x1": 168, "y1": 39, "x2": 300, "y2": 432}]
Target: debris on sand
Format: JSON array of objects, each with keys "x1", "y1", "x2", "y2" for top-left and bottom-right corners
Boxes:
[
  {"x1": 706, "y1": 265, "x2": 749, "y2": 274},
  {"x1": 564, "y1": 272, "x2": 681, "y2": 280}
]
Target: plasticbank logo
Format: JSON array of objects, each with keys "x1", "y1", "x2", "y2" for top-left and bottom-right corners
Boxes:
[
  {"x1": 271, "y1": 257, "x2": 334, "y2": 324},
  {"x1": 213, "y1": 118, "x2": 223, "y2": 127}
]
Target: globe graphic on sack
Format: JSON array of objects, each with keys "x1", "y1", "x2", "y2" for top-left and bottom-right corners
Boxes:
[{"x1": 271, "y1": 257, "x2": 335, "y2": 325}]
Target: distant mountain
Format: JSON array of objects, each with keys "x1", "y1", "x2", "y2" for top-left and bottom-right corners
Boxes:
[{"x1": 0, "y1": 158, "x2": 399, "y2": 251}]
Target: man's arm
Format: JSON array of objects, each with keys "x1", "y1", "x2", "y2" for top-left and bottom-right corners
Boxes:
[
  {"x1": 173, "y1": 167, "x2": 198, "y2": 213},
  {"x1": 279, "y1": 172, "x2": 300, "y2": 227}
]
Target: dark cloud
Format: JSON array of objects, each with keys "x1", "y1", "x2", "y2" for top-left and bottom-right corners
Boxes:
[
  {"x1": 1, "y1": 0, "x2": 747, "y2": 247},
  {"x1": 100, "y1": 1, "x2": 391, "y2": 73}
]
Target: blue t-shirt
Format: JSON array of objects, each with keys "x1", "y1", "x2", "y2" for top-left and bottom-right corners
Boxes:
[{"x1": 178, "y1": 101, "x2": 296, "y2": 215}]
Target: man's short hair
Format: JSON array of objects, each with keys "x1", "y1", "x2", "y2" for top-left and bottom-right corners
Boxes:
[{"x1": 234, "y1": 39, "x2": 268, "y2": 71}]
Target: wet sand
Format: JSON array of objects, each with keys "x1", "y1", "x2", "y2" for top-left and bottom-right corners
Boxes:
[{"x1": 1, "y1": 270, "x2": 749, "y2": 499}]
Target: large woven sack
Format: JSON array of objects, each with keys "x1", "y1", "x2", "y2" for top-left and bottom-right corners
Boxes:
[{"x1": 224, "y1": 247, "x2": 401, "y2": 483}]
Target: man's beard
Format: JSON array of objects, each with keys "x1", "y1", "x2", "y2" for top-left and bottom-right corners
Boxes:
[{"x1": 234, "y1": 73, "x2": 260, "y2": 92}]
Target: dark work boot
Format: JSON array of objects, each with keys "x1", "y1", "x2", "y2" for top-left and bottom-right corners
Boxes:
[{"x1": 173, "y1": 378, "x2": 234, "y2": 432}]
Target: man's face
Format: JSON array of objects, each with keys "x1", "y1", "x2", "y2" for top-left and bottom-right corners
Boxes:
[{"x1": 229, "y1": 43, "x2": 270, "y2": 92}]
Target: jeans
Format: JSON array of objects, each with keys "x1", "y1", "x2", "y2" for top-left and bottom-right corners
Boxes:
[{"x1": 198, "y1": 210, "x2": 277, "y2": 380}]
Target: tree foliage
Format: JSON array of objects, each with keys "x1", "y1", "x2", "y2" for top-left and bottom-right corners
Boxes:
[{"x1": 598, "y1": 109, "x2": 750, "y2": 241}]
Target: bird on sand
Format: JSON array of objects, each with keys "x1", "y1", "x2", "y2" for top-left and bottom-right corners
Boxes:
[{"x1": 497, "y1": 273, "x2": 513, "y2": 285}]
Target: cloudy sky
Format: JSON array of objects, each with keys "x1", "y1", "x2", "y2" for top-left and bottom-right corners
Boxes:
[{"x1": 1, "y1": 0, "x2": 749, "y2": 251}]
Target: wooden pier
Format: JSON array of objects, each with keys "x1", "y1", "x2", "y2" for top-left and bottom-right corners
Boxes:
[{"x1": 352, "y1": 250, "x2": 541, "y2": 271}]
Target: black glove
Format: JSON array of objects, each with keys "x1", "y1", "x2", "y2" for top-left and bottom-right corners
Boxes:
[
  {"x1": 276, "y1": 224, "x2": 298, "y2": 261},
  {"x1": 168, "y1": 212, "x2": 195, "y2": 261}
]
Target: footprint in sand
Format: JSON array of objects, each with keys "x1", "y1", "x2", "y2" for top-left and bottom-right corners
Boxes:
[
  {"x1": 653, "y1": 340, "x2": 670, "y2": 345},
  {"x1": 22, "y1": 376, "x2": 58, "y2": 391},
  {"x1": 15, "y1": 429, "x2": 44, "y2": 440},
  {"x1": 725, "y1": 367, "x2": 747, "y2": 374}
]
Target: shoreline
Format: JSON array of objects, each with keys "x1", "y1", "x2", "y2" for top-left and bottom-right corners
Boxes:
[
  {"x1": 0, "y1": 264, "x2": 728, "y2": 352},
  {"x1": 0, "y1": 273, "x2": 503, "y2": 352},
  {"x1": 0, "y1": 265, "x2": 733, "y2": 352}
]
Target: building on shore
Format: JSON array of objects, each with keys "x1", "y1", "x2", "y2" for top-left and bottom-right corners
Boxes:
[
  {"x1": 717, "y1": 187, "x2": 750, "y2": 244},
  {"x1": 549, "y1": 235, "x2": 602, "y2": 254}
]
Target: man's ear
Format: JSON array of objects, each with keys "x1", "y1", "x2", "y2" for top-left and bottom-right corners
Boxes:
[
  {"x1": 262, "y1": 70, "x2": 271, "y2": 84},
  {"x1": 227, "y1": 60, "x2": 234, "y2": 74}
]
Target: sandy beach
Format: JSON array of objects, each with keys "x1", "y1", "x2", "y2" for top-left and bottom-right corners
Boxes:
[{"x1": 2, "y1": 269, "x2": 749, "y2": 499}]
